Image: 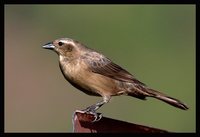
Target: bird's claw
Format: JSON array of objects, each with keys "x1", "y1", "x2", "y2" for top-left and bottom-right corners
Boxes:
[
  {"x1": 80, "y1": 107, "x2": 102, "y2": 122},
  {"x1": 87, "y1": 111, "x2": 102, "y2": 122}
]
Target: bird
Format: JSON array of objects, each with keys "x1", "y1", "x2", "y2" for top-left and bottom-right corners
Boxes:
[{"x1": 42, "y1": 38, "x2": 188, "y2": 121}]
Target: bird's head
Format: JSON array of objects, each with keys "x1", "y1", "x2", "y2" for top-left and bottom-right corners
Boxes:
[{"x1": 43, "y1": 38, "x2": 87, "y2": 60}]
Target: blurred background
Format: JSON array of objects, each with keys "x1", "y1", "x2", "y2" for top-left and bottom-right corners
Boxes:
[{"x1": 5, "y1": 5, "x2": 195, "y2": 132}]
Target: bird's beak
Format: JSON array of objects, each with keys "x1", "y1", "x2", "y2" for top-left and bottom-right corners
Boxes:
[{"x1": 42, "y1": 42, "x2": 55, "y2": 49}]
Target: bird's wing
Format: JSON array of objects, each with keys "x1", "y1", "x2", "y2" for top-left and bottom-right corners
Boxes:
[{"x1": 82, "y1": 52, "x2": 146, "y2": 86}]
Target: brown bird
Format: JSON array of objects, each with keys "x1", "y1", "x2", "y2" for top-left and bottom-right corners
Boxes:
[{"x1": 43, "y1": 38, "x2": 188, "y2": 121}]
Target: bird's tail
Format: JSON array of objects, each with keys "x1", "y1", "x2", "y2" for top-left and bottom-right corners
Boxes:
[{"x1": 147, "y1": 88, "x2": 189, "y2": 110}]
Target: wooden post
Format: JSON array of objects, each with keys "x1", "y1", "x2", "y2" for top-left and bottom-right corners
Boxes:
[{"x1": 72, "y1": 110, "x2": 169, "y2": 133}]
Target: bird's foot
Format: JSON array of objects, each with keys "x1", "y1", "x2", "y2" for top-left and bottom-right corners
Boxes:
[
  {"x1": 85, "y1": 111, "x2": 102, "y2": 122},
  {"x1": 80, "y1": 106, "x2": 102, "y2": 122},
  {"x1": 83, "y1": 104, "x2": 101, "y2": 112}
]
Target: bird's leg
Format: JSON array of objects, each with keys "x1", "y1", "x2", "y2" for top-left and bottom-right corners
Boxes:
[
  {"x1": 82, "y1": 96, "x2": 110, "y2": 122},
  {"x1": 84, "y1": 96, "x2": 110, "y2": 112}
]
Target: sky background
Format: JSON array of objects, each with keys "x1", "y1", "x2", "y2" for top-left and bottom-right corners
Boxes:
[{"x1": 5, "y1": 5, "x2": 195, "y2": 132}]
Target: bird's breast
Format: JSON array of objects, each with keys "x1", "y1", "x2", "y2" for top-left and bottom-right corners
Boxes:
[
  {"x1": 59, "y1": 56, "x2": 83, "y2": 81},
  {"x1": 59, "y1": 56, "x2": 120, "y2": 96}
]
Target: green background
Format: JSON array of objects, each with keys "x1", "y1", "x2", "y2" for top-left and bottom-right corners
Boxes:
[{"x1": 5, "y1": 5, "x2": 195, "y2": 132}]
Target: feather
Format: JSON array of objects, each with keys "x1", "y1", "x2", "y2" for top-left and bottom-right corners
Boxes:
[{"x1": 82, "y1": 52, "x2": 146, "y2": 86}]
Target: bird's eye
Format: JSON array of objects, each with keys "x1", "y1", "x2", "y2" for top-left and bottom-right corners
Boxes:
[{"x1": 58, "y1": 42, "x2": 63, "y2": 46}]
